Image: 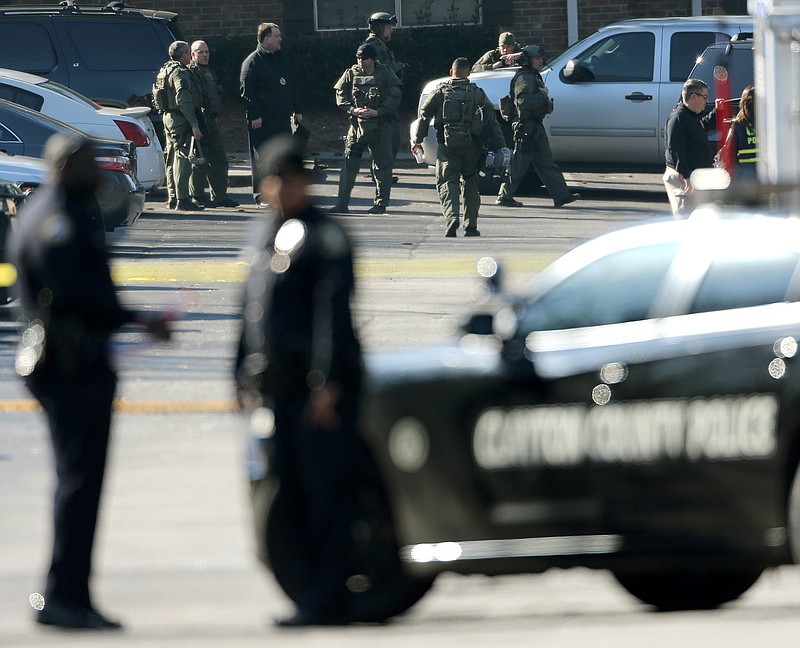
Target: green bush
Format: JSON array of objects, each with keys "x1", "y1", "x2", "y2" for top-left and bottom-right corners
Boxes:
[{"x1": 208, "y1": 25, "x2": 498, "y2": 112}]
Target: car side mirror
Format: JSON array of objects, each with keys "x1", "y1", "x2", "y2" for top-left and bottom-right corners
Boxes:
[{"x1": 560, "y1": 59, "x2": 594, "y2": 83}]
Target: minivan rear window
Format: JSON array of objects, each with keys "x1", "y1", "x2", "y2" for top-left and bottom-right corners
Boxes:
[
  {"x1": 66, "y1": 22, "x2": 166, "y2": 71},
  {"x1": 669, "y1": 31, "x2": 731, "y2": 82},
  {"x1": 0, "y1": 23, "x2": 57, "y2": 74}
]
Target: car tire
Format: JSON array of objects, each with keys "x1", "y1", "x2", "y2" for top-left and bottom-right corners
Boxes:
[
  {"x1": 259, "y1": 456, "x2": 435, "y2": 623},
  {"x1": 612, "y1": 568, "x2": 763, "y2": 611}
]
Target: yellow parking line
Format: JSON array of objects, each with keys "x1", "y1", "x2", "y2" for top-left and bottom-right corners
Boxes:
[{"x1": 0, "y1": 399, "x2": 238, "y2": 414}]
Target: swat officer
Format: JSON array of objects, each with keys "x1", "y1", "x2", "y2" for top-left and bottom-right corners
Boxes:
[
  {"x1": 362, "y1": 12, "x2": 408, "y2": 165},
  {"x1": 188, "y1": 40, "x2": 239, "y2": 208},
  {"x1": 496, "y1": 45, "x2": 580, "y2": 209},
  {"x1": 8, "y1": 134, "x2": 171, "y2": 630},
  {"x1": 472, "y1": 32, "x2": 523, "y2": 72},
  {"x1": 160, "y1": 40, "x2": 205, "y2": 211},
  {"x1": 235, "y1": 135, "x2": 363, "y2": 626},
  {"x1": 330, "y1": 43, "x2": 402, "y2": 215},
  {"x1": 412, "y1": 57, "x2": 509, "y2": 237}
]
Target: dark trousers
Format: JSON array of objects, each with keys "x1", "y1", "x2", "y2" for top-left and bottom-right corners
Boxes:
[
  {"x1": 27, "y1": 365, "x2": 117, "y2": 609},
  {"x1": 247, "y1": 117, "x2": 292, "y2": 198}
]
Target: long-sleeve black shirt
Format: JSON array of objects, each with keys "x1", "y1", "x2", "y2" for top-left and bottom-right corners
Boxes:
[{"x1": 665, "y1": 102, "x2": 717, "y2": 179}]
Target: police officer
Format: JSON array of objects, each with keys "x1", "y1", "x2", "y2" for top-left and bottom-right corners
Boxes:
[
  {"x1": 412, "y1": 57, "x2": 509, "y2": 237},
  {"x1": 235, "y1": 135, "x2": 363, "y2": 627},
  {"x1": 8, "y1": 134, "x2": 171, "y2": 630},
  {"x1": 362, "y1": 12, "x2": 408, "y2": 166},
  {"x1": 472, "y1": 32, "x2": 523, "y2": 72},
  {"x1": 718, "y1": 85, "x2": 757, "y2": 182},
  {"x1": 496, "y1": 45, "x2": 580, "y2": 209},
  {"x1": 188, "y1": 40, "x2": 239, "y2": 208},
  {"x1": 240, "y1": 22, "x2": 303, "y2": 205},
  {"x1": 330, "y1": 43, "x2": 401, "y2": 215},
  {"x1": 159, "y1": 41, "x2": 205, "y2": 212}
]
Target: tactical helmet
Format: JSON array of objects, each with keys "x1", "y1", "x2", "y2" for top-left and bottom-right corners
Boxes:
[
  {"x1": 368, "y1": 12, "x2": 397, "y2": 34},
  {"x1": 520, "y1": 44, "x2": 546, "y2": 65}
]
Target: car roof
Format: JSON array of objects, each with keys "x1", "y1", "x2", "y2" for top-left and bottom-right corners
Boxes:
[
  {"x1": 0, "y1": 5, "x2": 177, "y2": 20},
  {"x1": 598, "y1": 16, "x2": 751, "y2": 29}
]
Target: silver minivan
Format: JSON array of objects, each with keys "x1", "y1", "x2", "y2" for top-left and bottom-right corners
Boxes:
[{"x1": 412, "y1": 16, "x2": 752, "y2": 172}]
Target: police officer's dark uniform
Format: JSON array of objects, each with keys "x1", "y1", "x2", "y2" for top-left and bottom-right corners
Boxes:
[
  {"x1": 240, "y1": 23, "x2": 302, "y2": 203},
  {"x1": 8, "y1": 134, "x2": 170, "y2": 630},
  {"x1": 413, "y1": 58, "x2": 508, "y2": 237},
  {"x1": 159, "y1": 41, "x2": 205, "y2": 211},
  {"x1": 362, "y1": 12, "x2": 407, "y2": 163},
  {"x1": 496, "y1": 45, "x2": 580, "y2": 209},
  {"x1": 188, "y1": 44, "x2": 239, "y2": 208},
  {"x1": 235, "y1": 135, "x2": 363, "y2": 626},
  {"x1": 330, "y1": 44, "x2": 402, "y2": 215},
  {"x1": 472, "y1": 32, "x2": 522, "y2": 72}
]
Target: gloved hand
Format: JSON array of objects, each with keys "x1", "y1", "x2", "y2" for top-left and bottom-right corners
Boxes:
[{"x1": 500, "y1": 147, "x2": 512, "y2": 169}]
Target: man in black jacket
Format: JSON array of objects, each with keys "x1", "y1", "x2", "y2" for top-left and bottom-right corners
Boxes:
[
  {"x1": 663, "y1": 77, "x2": 723, "y2": 217},
  {"x1": 240, "y1": 23, "x2": 303, "y2": 204},
  {"x1": 9, "y1": 134, "x2": 171, "y2": 630}
]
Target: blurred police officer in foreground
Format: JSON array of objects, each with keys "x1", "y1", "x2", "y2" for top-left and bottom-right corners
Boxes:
[
  {"x1": 472, "y1": 32, "x2": 523, "y2": 72},
  {"x1": 8, "y1": 134, "x2": 171, "y2": 630},
  {"x1": 330, "y1": 44, "x2": 402, "y2": 215},
  {"x1": 159, "y1": 40, "x2": 205, "y2": 211},
  {"x1": 413, "y1": 57, "x2": 509, "y2": 237},
  {"x1": 496, "y1": 45, "x2": 580, "y2": 209},
  {"x1": 235, "y1": 135, "x2": 363, "y2": 626},
  {"x1": 188, "y1": 40, "x2": 239, "y2": 208}
]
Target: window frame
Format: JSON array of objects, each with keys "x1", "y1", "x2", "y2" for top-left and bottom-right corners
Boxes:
[{"x1": 313, "y1": 0, "x2": 481, "y2": 32}]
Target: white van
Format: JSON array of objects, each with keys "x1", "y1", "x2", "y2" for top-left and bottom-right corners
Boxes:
[{"x1": 413, "y1": 16, "x2": 752, "y2": 172}]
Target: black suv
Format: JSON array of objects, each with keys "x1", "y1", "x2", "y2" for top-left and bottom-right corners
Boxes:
[
  {"x1": 0, "y1": 2, "x2": 183, "y2": 135},
  {"x1": 688, "y1": 35, "x2": 754, "y2": 107}
]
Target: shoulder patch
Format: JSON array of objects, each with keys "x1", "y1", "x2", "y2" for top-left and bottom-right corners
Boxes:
[
  {"x1": 274, "y1": 218, "x2": 307, "y2": 255},
  {"x1": 317, "y1": 222, "x2": 349, "y2": 259}
]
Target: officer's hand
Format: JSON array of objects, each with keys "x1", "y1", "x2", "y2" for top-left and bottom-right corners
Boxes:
[
  {"x1": 138, "y1": 311, "x2": 173, "y2": 342},
  {"x1": 192, "y1": 126, "x2": 203, "y2": 141},
  {"x1": 293, "y1": 113, "x2": 303, "y2": 125},
  {"x1": 306, "y1": 384, "x2": 341, "y2": 430},
  {"x1": 500, "y1": 147, "x2": 512, "y2": 168},
  {"x1": 251, "y1": 118, "x2": 263, "y2": 130}
]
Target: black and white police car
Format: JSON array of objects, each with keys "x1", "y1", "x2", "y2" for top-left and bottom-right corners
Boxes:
[{"x1": 248, "y1": 207, "x2": 800, "y2": 621}]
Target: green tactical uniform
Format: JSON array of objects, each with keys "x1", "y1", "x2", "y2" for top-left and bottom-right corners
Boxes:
[
  {"x1": 188, "y1": 61, "x2": 230, "y2": 202},
  {"x1": 497, "y1": 66, "x2": 572, "y2": 204},
  {"x1": 334, "y1": 62, "x2": 402, "y2": 210},
  {"x1": 162, "y1": 62, "x2": 202, "y2": 202},
  {"x1": 471, "y1": 45, "x2": 522, "y2": 72},
  {"x1": 414, "y1": 78, "x2": 505, "y2": 234},
  {"x1": 362, "y1": 33, "x2": 406, "y2": 160}
]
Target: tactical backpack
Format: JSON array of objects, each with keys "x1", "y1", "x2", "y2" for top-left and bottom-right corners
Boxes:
[
  {"x1": 499, "y1": 70, "x2": 523, "y2": 122},
  {"x1": 440, "y1": 82, "x2": 478, "y2": 149},
  {"x1": 152, "y1": 61, "x2": 181, "y2": 113}
]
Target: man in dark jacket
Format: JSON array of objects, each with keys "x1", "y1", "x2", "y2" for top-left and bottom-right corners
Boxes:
[
  {"x1": 663, "y1": 78, "x2": 723, "y2": 216},
  {"x1": 495, "y1": 45, "x2": 580, "y2": 209},
  {"x1": 240, "y1": 22, "x2": 303, "y2": 204},
  {"x1": 235, "y1": 135, "x2": 362, "y2": 626},
  {"x1": 9, "y1": 134, "x2": 171, "y2": 630}
]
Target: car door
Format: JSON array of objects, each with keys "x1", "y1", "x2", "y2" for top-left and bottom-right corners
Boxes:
[{"x1": 542, "y1": 27, "x2": 662, "y2": 166}]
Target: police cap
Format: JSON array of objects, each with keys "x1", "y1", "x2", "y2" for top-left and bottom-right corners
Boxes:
[
  {"x1": 357, "y1": 43, "x2": 377, "y2": 61},
  {"x1": 257, "y1": 134, "x2": 309, "y2": 180}
]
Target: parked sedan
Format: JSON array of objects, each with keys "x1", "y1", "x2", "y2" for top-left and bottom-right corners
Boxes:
[
  {"x1": 0, "y1": 100, "x2": 143, "y2": 230},
  {"x1": 0, "y1": 177, "x2": 24, "y2": 305},
  {"x1": 248, "y1": 208, "x2": 800, "y2": 622},
  {"x1": 0, "y1": 67, "x2": 165, "y2": 191}
]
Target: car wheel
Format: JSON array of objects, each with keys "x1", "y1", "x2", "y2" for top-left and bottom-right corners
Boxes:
[
  {"x1": 613, "y1": 568, "x2": 763, "y2": 611},
  {"x1": 787, "y1": 460, "x2": 800, "y2": 563},
  {"x1": 263, "y1": 467, "x2": 435, "y2": 623}
]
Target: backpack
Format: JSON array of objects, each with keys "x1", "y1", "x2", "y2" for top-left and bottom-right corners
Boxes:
[
  {"x1": 440, "y1": 82, "x2": 477, "y2": 149},
  {"x1": 499, "y1": 70, "x2": 523, "y2": 122},
  {"x1": 152, "y1": 61, "x2": 181, "y2": 113}
]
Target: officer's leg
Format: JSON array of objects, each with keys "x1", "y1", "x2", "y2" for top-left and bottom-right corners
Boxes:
[
  {"x1": 188, "y1": 152, "x2": 209, "y2": 201},
  {"x1": 248, "y1": 126, "x2": 269, "y2": 200},
  {"x1": 29, "y1": 369, "x2": 117, "y2": 609},
  {"x1": 461, "y1": 145, "x2": 483, "y2": 231},
  {"x1": 529, "y1": 126, "x2": 571, "y2": 201},
  {"x1": 337, "y1": 129, "x2": 366, "y2": 207},
  {"x1": 203, "y1": 130, "x2": 231, "y2": 201},
  {"x1": 370, "y1": 123, "x2": 394, "y2": 207},
  {"x1": 370, "y1": 117, "x2": 402, "y2": 180},
  {"x1": 435, "y1": 149, "x2": 462, "y2": 233},
  {"x1": 498, "y1": 142, "x2": 530, "y2": 200},
  {"x1": 173, "y1": 131, "x2": 193, "y2": 202},
  {"x1": 163, "y1": 138, "x2": 176, "y2": 204}
]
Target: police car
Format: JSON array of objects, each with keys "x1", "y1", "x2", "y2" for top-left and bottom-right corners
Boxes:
[{"x1": 249, "y1": 208, "x2": 800, "y2": 622}]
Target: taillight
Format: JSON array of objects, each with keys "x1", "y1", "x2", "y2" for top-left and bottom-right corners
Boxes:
[
  {"x1": 113, "y1": 119, "x2": 150, "y2": 147},
  {"x1": 95, "y1": 155, "x2": 134, "y2": 178}
]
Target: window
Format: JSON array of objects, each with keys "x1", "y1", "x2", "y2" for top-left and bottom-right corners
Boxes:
[
  {"x1": 0, "y1": 23, "x2": 56, "y2": 75},
  {"x1": 66, "y1": 22, "x2": 166, "y2": 71},
  {"x1": 670, "y1": 31, "x2": 732, "y2": 82},
  {"x1": 0, "y1": 84, "x2": 44, "y2": 112},
  {"x1": 520, "y1": 243, "x2": 680, "y2": 333},
  {"x1": 688, "y1": 45, "x2": 754, "y2": 102},
  {"x1": 0, "y1": 121, "x2": 22, "y2": 144},
  {"x1": 576, "y1": 32, "x2": 655, "y2": 82},
  {"x1": 315, "y1": 0, "x2": 480, "y2": 30},
  {"x1": 690, "y1": 253, "x2": 799, "y2": 314}
]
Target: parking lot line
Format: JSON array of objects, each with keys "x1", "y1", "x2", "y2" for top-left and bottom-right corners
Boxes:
[{"x1": 0, "y1": 399, "x2": 238, "y2": 414}]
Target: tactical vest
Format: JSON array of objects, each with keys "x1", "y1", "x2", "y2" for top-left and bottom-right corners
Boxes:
[
  {"x1": 440, "y1": 82, "x2": 481, "y2": 149},
  {"x1": 352, "y1": 73, "x2": 383, "y2": 110},
  {"x1": 735, "y1": 123, "x2": 758, "y2": 165},
  {"x1": 152, "y1": 61, "x2": 182, "y2": 113}
]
